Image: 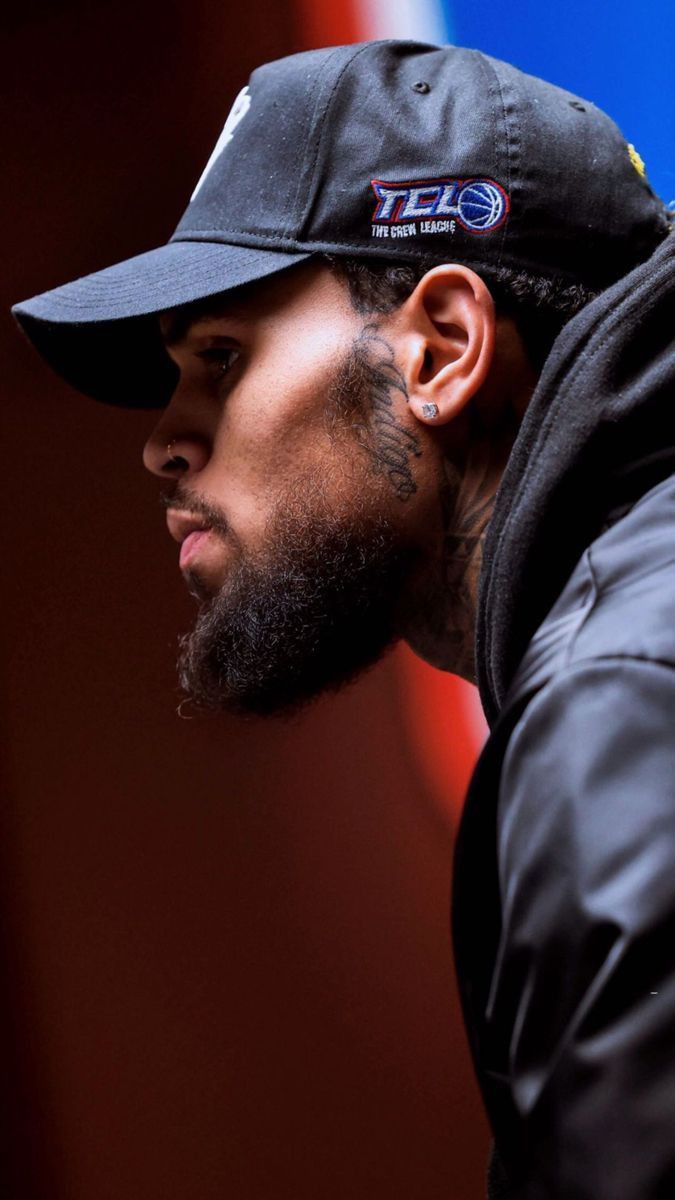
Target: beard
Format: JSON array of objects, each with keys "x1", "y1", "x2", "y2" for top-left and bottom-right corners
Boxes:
[
  {"x1": 174, "y1": 341, "x2": 418, "y2": 718},
  {"x1": 177, "y1": 486, "x2": 410, "y2": 717}
]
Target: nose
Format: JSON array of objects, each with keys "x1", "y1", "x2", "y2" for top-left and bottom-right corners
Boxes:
[{"x1": 142, "y1": 420, "x2": 211, "y2": 479}]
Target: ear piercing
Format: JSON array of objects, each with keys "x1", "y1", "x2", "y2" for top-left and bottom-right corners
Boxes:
[{"x1": 421, "y1": 403, "x2": 439, "y2": 420}]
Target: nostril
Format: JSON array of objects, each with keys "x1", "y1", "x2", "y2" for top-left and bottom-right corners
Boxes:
[
  {"x1": 143, "y1": 433, "x2": 210, "y2": 477},
  {"x1": 164, "y1": 452, "x2": 189, "y2": 472},
  {"x1": 161, "y1": 439, "x2": 192, "y2": 474}
]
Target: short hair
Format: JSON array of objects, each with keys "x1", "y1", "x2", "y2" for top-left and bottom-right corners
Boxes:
[{"x1": 322, "y1": 254, "x2": 599, "y2": 371}]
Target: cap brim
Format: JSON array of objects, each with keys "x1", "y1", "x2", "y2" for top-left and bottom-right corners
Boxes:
[{"x1": 12, "y1": 240, "x2": 312, "y2": 408}]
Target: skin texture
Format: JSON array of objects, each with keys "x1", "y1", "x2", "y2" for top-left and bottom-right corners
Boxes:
[{"x1": 143, "y1": 258, "x2": 536, "y2": 712}]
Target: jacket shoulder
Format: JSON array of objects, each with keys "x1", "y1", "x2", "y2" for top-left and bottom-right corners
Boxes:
[{"x1": 507, "y1": 473, "x2": 675, "y2": 704}]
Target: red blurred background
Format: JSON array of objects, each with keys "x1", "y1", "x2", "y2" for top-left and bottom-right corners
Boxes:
[{"x1": 2, "y1": 3, "x2": 490, "y2": 1196}]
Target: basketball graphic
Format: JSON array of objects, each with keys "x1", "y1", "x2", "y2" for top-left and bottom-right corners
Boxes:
[{"x1": 456, "y1": 180, "x2": 508, "y2": 231}]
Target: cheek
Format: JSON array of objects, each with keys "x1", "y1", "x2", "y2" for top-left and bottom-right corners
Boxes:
[{"x1": 201, "y1": 348, "x2": 350, "y2": 535}]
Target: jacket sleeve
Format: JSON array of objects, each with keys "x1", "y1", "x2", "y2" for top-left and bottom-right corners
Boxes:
[{"x1": 490, "y1": 656, "x2": 675, "y2": 1200}]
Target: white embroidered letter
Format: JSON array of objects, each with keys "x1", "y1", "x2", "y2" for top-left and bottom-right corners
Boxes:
[{"x1": 191, "y1": 86, "x2": 252, "y2": 200}]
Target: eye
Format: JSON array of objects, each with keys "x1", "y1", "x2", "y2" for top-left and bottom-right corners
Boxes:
[{"x1": 197, "y1": 346, "x2": 241, "y2": 380}]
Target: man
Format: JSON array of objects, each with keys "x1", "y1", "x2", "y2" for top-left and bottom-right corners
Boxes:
[{"x1": 12, "y1": 40, "x2": 675, "y2": 1199}]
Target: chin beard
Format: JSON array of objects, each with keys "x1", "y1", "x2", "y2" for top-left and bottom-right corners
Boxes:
[{"x1": 176, "y1": 487, "x2": 412, "y2": 718}]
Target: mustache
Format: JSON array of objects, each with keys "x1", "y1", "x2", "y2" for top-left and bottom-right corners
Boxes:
[{"x1": 159, "y1": 483, "x2": 230, "y2": 538}]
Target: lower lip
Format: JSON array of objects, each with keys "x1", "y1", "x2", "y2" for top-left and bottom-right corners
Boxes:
[{"x1": 180, "y1": 529, "x2": 212, "y2": 569}]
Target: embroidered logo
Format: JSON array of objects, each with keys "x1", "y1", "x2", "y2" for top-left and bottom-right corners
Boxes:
[
  {"x1": 191, "y1": 86, "x2": 252, "y2": 201},
  {"x1": 627, "y1": 143, "x2": 647, "y2": 179},
  {"x1": 370, "y1": 177, "x2": 509, "y2": 240}
]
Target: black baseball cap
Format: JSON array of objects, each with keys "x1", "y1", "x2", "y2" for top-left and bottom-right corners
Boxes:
[{"x1": 12, "y1": 39, "x2": 670, "y2": 408}]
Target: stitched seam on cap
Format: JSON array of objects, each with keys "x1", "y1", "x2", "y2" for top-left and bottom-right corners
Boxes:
[
  {"x1": 172, "y1": 230, "x2": 594, "y2": 283},
  {"x1": 298, "y1": 41, "x2": 382, "y2": 235},
  {"x1": 475, "y1": 52, "x2": 512, "y2": 272},
  {"x1": 281, "y1": 45, "x2": 347, "y2": 240},
  {"x1": 175, "y1": 227, "x2": 516, "y2": 252},
  {"x1": 173, "y1": 227, "x2": 310, "y2": 243}
]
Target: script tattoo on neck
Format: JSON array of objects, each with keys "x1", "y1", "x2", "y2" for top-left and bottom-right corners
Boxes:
[
  {"x1": 351, "y1": 324, "x2": 421, "y2": 501},
  {"x1": 438, "y1": 458, "x2": 494, "y2": 681}
]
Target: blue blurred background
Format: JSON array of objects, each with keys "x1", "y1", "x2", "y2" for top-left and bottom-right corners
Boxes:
[{"x1": 442, "y1": 0, "x2": 674, "y2": 203}]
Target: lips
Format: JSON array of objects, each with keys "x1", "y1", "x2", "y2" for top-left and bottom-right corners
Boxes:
[
  {"x1": 165, "y1": 507, "x2": 214, "y2": 570},
  {"x1": 179, "y1": 528, "x2": 212, "y2": 569},
  {"x1": 166, "y1": 507, "x2": 211, "y2": 543}
]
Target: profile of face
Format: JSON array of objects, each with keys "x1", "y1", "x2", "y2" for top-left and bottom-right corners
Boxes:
[
  {"x1": 143, "y1": 261, "x2": 434, "y2": 717},
  {"x1": 143, "y1": 257, "x2": 515, "y2": 716}
]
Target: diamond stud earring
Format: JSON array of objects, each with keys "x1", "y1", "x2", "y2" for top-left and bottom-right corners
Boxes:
[{"x1": 421, "y1": 403, "x2": 439, "y2": 420}]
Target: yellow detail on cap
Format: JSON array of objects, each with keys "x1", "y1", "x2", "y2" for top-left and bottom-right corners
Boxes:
[{"x1": 627, "y1": 143, "x2": 646, "y2": 178}]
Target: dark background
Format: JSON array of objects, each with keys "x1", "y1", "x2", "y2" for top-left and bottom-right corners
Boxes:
[{"x1": 2, "y1": 3, "x2": 489, "y2": 1197}]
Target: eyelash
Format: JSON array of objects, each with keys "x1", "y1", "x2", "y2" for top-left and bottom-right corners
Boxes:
[{"x1": 198, "y1": 347, "x2": 241, "y2": 379}]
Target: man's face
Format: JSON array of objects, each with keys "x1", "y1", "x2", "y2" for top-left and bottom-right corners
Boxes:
[{"x1": 143, "y1": 261, "x2": 431, "y2": 716}]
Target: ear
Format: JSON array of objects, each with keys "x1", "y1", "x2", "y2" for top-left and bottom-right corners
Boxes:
[{"x1": 396, "y1": 265, "x2": 496, "y2": 427}]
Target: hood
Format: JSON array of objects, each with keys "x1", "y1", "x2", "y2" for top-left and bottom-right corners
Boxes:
[{"x1": 476, "y1": 231, "x2": 675, "y2": 727}]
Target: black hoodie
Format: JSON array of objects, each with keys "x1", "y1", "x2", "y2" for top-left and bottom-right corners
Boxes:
[
  {"x1": 477, "y1": 231, "x2": 675, "y2": 725},
  {"x1": 454, "y1": 232, "x2": 675, "y2": 1199}
]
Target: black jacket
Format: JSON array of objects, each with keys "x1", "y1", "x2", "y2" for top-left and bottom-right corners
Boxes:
[{"x1": 453, "y1": 232, "x2": 675, "y2": 1199}]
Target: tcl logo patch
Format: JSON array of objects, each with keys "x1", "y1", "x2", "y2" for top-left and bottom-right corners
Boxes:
[{"x1": 370, "y1": 177, "x2": 509, "y2": 237}]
